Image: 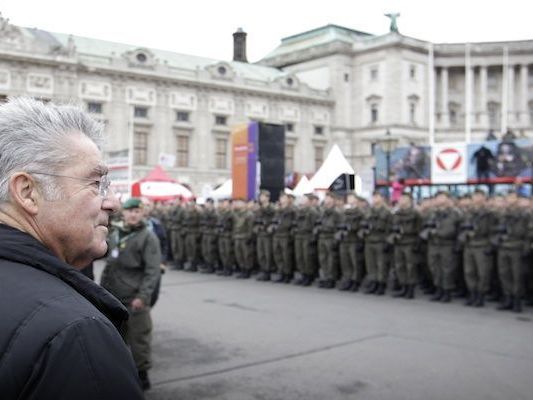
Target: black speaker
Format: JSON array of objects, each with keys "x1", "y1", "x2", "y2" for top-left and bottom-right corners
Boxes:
[{"x1": 258, "y1": 122, "x2": 285, "y2": 202}]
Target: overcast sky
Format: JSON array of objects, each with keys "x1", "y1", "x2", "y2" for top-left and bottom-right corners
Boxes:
[{"x1": 2, "y1": 0, "x2": 533, "y2": 62}]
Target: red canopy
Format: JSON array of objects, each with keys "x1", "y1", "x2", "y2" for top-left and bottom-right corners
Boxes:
[{"x1": 131, "y1": 165, "x2": 193, "y2": 201}]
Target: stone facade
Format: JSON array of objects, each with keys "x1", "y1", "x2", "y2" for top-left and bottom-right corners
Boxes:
[
  {"x1": 260, "y1": 25, "x2": 533, "y2": 174},
  {"x1": 0, "y1": 16, "x2": 332, "y2": 194},
  {"x1": 1, "y1": 16, "x2": 532, "y2": 191}
]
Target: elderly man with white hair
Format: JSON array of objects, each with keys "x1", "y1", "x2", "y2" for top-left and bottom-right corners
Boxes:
[{"x1": 0, "y1": 98, "x2": 144, "y2": 399}]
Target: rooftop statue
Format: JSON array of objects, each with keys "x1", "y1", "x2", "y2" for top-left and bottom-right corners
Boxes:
[{"x1": 385, "y1": 12, "x2": 400, "y2": 33}]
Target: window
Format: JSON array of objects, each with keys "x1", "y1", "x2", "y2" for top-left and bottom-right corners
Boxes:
[
  {"x1": 314, "y1": 125, "x2": 324, "y2": 135},
  {"x1": 134, "y1": 130, "x2": 148, "y2": 165},
  {"x1": 176, "y1": 135, "x2": 189, "y2": 167},
  {"x1": 488, "y1": 102, "x2": 500, "y2": 129},
  {"x1": 409, "y1": 103, "x2": 417, "y2": 125},
  {"x1": 487, "y1": 68, "x2": 498, "y2": 91},
  {"x1": 314, "y1": 146, "x2": 324, "y2": 171},
  {"x1": 371, "y1": 103, "x2": 379, "y2": 124},
  {"x1": 0, "y1": 94, "x2": 8, "y2": 104},
  {"x1": 215, "y1": 138, "x2": 228, "y2": 169},
  {"x1": 285, "y1": 143, "x2": 295, "y2": 173},
  {"x1": 87, "y1": 102, "x2": 102, "y2": 114},
  {"x1": 409, "y1": 65, "x2": 417, "y2": 80},
  {"x1": 344, "y1": 73, "x2": 350, "y2": 82},
  {"x1": 176, "y1": 111, "x2": 190, "y2": 122},
  {"x1": 449, "y1": 108, "x2": 458, "y2": 126},
  {"x1": 215, "y1": 115, "x2": 227, "y2": 126},
  {"x1": 370, "y1": 67, "x2": 379, "y2": 81},
  {"x1": 136, "y1": 53, "x2": 147, "y2": 63},
  {"x1": 285, "y1": 123, "x2": 294, "y2": 133},
  {"x1": 134, "y1": 106, "x2": 148, "y2": 118}
]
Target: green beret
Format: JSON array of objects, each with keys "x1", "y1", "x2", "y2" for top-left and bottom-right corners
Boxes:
[{"x1": 123, "y1": 197, "x2": 143, "y2": 210}]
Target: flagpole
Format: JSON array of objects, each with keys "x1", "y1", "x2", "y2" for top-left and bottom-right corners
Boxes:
[
  {"x1": 465, "y1": 43, "x2": 472, "y2": 144},
  {"x1": 128, "y1": 105, "x2": 134, "y2": 197},
  {"x1": 428, "y1": 42, "x2": 435, "y2": 146}
]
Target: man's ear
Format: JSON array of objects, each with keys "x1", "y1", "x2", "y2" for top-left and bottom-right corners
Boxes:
[{"x1": 8, "y1": 173, "x2": 41, "y2": 215}]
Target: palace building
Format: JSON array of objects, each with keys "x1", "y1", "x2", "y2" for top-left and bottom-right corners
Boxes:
[{"x1": 0, "y1": 13, "x2": 532, "y2": 192}]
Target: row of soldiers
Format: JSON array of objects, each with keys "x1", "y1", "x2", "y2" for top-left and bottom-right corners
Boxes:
[{"x1": 153, "y1": 189, "x2": 533, "y2": 313}]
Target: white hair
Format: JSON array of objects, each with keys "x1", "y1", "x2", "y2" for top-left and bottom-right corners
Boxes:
[{"x1": 0, "y1": 97, "x2": 104, "y2": 202}]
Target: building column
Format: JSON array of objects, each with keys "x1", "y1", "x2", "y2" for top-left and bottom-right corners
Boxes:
[
  {"x1": 508, "y1": 64, "x2": 515, "y2": 124},
  {"x1": 519, "y1": 64, "x2": 529, "y2": 126},
  {"x1": 440, "y1": 67, "x2": 449, "y2": 128},
  {"x1": 479, "y1": 66, "x2": 488, "y2": 127}
]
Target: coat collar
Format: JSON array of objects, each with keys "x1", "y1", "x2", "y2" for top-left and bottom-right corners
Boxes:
[{"x1": 0, "y1": 223, "x2": 129, "y2": 331}]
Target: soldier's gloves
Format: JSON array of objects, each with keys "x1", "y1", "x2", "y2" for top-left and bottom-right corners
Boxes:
[{"x1": 334, "y1": 231, "x2": 345, "y2": 242}]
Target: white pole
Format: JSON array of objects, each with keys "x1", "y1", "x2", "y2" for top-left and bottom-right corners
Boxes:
[
  {"x1": 128, "y1": 105, "x2": 134, "y2": 197},
  {"x1": 428, "y1": 42, "x2": 435, "y2": 146},
  {"x1": 465, "y1": 43, "x2": 472, "y2": 143},
  {"x1": 501, "y1": 46, "x2": 509, "y2": 135}
]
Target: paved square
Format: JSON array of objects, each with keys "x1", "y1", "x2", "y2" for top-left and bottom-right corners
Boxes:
[{"x1": 131, "y1": 269, "x2": 532, "y2": 400}]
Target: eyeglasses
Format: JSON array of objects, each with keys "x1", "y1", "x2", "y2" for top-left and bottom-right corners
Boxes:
[{"x1": 28, "y1": 172, "x2": 112, "y2": 198}]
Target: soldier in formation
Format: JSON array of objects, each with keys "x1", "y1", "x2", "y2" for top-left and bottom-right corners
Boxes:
[{"x1": 152, "y1": 188, "x2": 533, "y2": 313}]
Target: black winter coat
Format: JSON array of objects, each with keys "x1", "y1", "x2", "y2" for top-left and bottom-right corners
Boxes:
[{"x1": 0, "y1": 224, "x2": 144, "y2": 399}]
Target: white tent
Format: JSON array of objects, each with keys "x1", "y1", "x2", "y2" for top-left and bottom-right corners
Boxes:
[
  {"x1": 309, "y1": 144, "x2": 355, "y2": 190},
  {"x1": 210, "y1": 179, "x2": 232, "y2": 200},
  {"x1": 292, "y1": 175, "x2": 314, "y2": 196}
]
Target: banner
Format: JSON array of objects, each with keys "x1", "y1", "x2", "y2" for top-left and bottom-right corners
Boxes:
[
  {"x1": 105, "y1": 149, "x2": 130, "y2": 197},
  {"x1": 431, "y1": 143, "x2": 468, "y2": 184},
  {"x1": 231, "y1": 122, "x2": 259, "y2": 200}
]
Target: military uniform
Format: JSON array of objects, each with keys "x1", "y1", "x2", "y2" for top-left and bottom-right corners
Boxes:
[
  {"x1": 272, "y1": 205, "x2": 296, "y2": 283},
  {"x1": 460, "y1": 206, "x2": 494, "y2": 306},
  {"x1": 317, "y1": 206, "x2": 342, "y2": 288},
  {"x1": 389, "y1": 207, "x2": 421, "y2": 298},
  {"x1": 168, "y1": 205, "x2": 185, "y2": 269},
  {"x1": 362, "y1": 205, "x2": 392, "y2": 295},
  {"x1": 293, "y1": 204, "x2": 320, "y2": 286},
  {"x1": 495, "y1": 208, "x2": 530, "y2": 311},
  {"x1": 255, "y1": 203, "x2": 276, "y2": 280},
  {"x1": 426, "y1": 206, "x2": 461, "y2": 302},
  {"x1": 338, "y1": 206, "x2": 366, "y2": 291},
  {"x1": 101, "y1": 219, "x2": 161, "y2": 379},
  {"x1": 217, "y1": 207, "x2": 235, "y2": 275},
  {"x1": 200, "y1": 206, "x2": 219, "y2": 273},
  {"x1": 183, "y1": 205, "x2": 201, "y2": 271},
  {"x1": 233, "y1": 208, "x2": 255, "y2": 278}
]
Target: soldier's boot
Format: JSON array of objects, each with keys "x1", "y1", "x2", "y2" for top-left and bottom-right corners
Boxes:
[
  {"x1": 497, "y1": 296, "x2": 513, "y2": 311},
  {"x1": 487, "y1": 291, "x2": 501, "y2": 302},
  {"x1": 272, "y1": 273, "x2": 285, "y2": 283},
  {"x1": 452, "y1": 287, "x2": 467, "y2": 298},
  {"x1": 391, "y1": 278, "x2": 401, "y2": 291},
  {"x1": 174, "y1": 261, "x2": 184, "y2": 270},
  {"x1": 440, "y1": 290, "x2": 452, "y2": 303},
  {"x1": 423, "y1": 285, "x2": 436, "y2": 295},
  {"x1": 365, "y1": 281, "x2": 378, "y2": 294},
  {"x1": 405, "y1": 285, "x2": 415, "y2": 299},
  {"x1": 474, "y1": 293, "x2": 485, "y2": 307},
  {"x1": 201, "y1": 265, "x2": 214, "y2": 274},
  {"x1": 512, "y1": 297, "x2": 523, "y2": 313},
  {"x1": 393, "y1": 285, "x2": 408, "y2": 298},
  {"x1": 236, "y1": 271, "x2": 250, "y2": 279},
  {"x1": 338, "y1": 280, "x2": 353, "y2": 291},
  {"x1": 350, "y1": 281, "x2": 360, "y2": 292},
  {"x1": 430, "y1": 287, "x2": 443, "y2": 302},
  {"x1": 376, "y1": 283, "x2": 386, "y2": 296},
  {"x1": 464, "y1": 290, "x2": 477, "y2": 306},
  {"x1": 138, "y1": 370, "x2": 151, "y2": 391},
  {"x1": 256, "y1": 272, "x2": 270, "y2": 281},
  {"x1": 283, "y1": 273, "x2": 293, "y2": 284},
  {"x1": 301, "y1": 275, "x2": 313, "y2": 287},
  {"x1": 319, "y1": 279, "x2": 335, "y2": 289}
]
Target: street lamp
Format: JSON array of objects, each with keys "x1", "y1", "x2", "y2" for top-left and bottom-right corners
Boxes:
[{"x1": 378, "y1": 129, "x2": 398, "y2": 199}]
